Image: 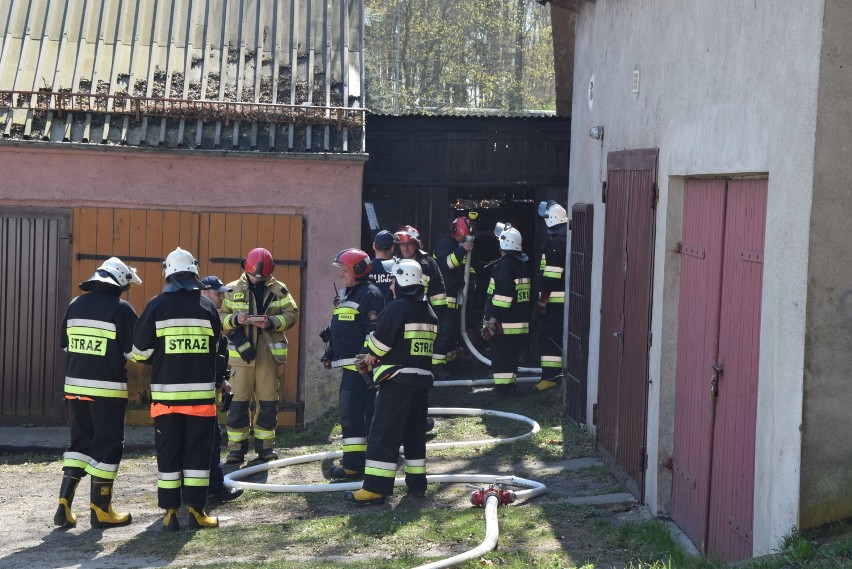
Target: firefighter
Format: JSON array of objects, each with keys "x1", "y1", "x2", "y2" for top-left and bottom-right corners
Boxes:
[
  {"x1": 369, "y1": 230, "x2": 396, "y2": 304},
  {"x1": 535, "y1": 201, "x2": 569, "y2": 392},
  {"x1": 131, "y1": 247, "x2": 221, "y2": 530},
  {"x1": 345, "y1": 258, "x2": 438, "y2": 505},
  {"x1": 395, "y1": 225, "x2": 447, "y2": 359},
  {"x1": 432, "y1": 216, "x2": 475, "y2": 379},
  {"x1": 220, "y1": 247, "x2": 300, "y2": 464},
  {"x1": 54, "y1": 257, "x2": 141, "y2": 529},
  {"x1": 199, "y1": 275, "x2": 243, "y2": 502},
  {"x1": 481, "y1": 223, "x2": 531, "y2": 393},
  {"x1": 321, "y1": 249, "x2": 385, "y2": 480}
]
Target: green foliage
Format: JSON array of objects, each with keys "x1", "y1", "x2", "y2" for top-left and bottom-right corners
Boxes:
[{"x1": 364, "y1": 0, "x2": 555, "y2": 113}]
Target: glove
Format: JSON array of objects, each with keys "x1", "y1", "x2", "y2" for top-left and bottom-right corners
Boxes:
[
  {"x1": 480, "y1": 317, "x2": 502, "y2": 340},
  {"x1": 226, "y1": 328, "x2": 256, "y2": 363},
  {"x1": 537, "y1": 292, "x2": 550, "y2": 314}
]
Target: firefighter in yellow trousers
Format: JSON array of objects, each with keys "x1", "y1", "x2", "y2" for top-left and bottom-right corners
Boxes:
[{"x1": 220, "y1": 247, "x2": 299, "y2": 463}]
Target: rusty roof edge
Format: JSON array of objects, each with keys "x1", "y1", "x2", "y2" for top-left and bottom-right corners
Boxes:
[{"x1": 0, "y1": 139, "x2": 369, "y2": 161}]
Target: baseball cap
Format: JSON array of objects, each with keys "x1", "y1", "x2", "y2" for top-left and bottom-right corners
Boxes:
[
  {"x1": 374, "y1": 230, "x2": 396, "y2": 249},
  {"x1": 201, "y1": 275, "x2": 232, "y2": 292}
]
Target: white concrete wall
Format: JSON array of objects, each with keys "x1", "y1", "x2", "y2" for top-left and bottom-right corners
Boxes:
[{"x1": 569, "y1": 0, "x2": 823, "y2": 555}]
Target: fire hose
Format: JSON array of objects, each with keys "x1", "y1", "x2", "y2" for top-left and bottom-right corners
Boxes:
[{"x1": 224, "y1": 406, "x2": 548, "y2": 567}]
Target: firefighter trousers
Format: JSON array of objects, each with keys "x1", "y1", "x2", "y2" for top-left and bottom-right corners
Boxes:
[
  {"x1": 155, "y1": 413, "x2": 215, "y2": 509},
  {"x1": 339, "y1": 369, "x2": 376, "y2": 472},
  {"x1": 538, "y1": 307, "x2": 565, "y2": 383},
  {"x1": 490, "y1": 333, "x2": 526, "y2": 385},
  {"x1": 362, "y1": 381, "x2": 428, "y2": 496},
  {"x1": 63, "y1": 398, "x2": 126, "y2": 480},
  {"x1": 227, "y1": 357, "x2": 281, "y2": 454},
  {"x1": 433, "y1": 305, "x2": 461, "y2": 367}
]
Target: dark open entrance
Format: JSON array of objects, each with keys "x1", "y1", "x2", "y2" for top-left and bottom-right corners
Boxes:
[{"x1": 362, "y1": 114, "x2": 571, "y2": 367}]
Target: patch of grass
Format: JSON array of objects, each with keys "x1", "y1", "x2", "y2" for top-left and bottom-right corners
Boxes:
[
  {"x1": 616, "y1": 520, "x2": 718, "y2": 569},
  {"x1": 276, "y1": 407, "x2": 341, "y2": 448}
]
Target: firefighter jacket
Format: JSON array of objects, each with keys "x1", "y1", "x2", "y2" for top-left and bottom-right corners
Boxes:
[
  {"x1": 433, "y1": 233, "x2": 469, "y2": 308},
  {"x1": 483, "y1": 252, "x2": 532, "y2": 335},
  {"x1": 365, "y1": 296, "x2": 439, "y2": 388},
  {"x1": 60, "y1": 290, "x2": 138, "y2": 401},
  {"x1": 539, "y1": 232, "x2": 567, "y2": 305},
  {"x1": 368, "y1": 258, "x2": 394, "y2": 304},
  {"x1": 220, "y1": 273, "x2": 299, "y2": 365},
  {"x1": 131, "y1": 290, "x2": 221, "y2": 406},
  {"x1": 323, "y1": 279, "x2": 385, "y2": 371},
  {"x1": 415, "y1": 251, "x2": 448, "y2": 311}
]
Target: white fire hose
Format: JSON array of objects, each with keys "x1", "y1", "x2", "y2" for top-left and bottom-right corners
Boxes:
[{"x1": 224, "y1": 406, "x2": 548, "y2": 567}]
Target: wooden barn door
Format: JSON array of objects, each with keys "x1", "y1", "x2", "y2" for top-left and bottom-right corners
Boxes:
[
  {"x1": 596, "y1": 148, "x2": 658, "y2": 501},
  {"x1": 671, "y1": 178, "x2": 767, "y2": 561},
  {"x1": 71, "y1": 207, "x2": 304, "y2": 427},
  {"x1": 0, "y1": 207, "x2": 71, "y2": 423}
]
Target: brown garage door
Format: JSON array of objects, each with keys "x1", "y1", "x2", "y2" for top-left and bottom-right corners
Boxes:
[
  {"x1": 70, "y1": 207, "x2": 304, "y2": 427},
  {"x1": 0, "y1": 207, "x2": 72, "y2": 423}
]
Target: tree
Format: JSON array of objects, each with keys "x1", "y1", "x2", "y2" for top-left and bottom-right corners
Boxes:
[{"x1": 364, "y1": 0, "x2": 555, "y2": 113}]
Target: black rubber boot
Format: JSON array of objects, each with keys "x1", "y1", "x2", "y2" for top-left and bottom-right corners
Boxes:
[
  {"x1": 90, "y1": 477, "x2": 132, "y2": 528},
  {"x1": 54, "y1": 468, "x2": 84, "y2": 528}
]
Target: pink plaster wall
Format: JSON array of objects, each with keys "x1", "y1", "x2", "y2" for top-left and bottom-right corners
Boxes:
[{"x1": 1, "y1": 144, "x2": 366, "y2": 423}]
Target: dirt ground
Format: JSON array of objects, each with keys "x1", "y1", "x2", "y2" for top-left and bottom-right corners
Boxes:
[{"x1": 0, "y1": 386, "x2": 648, "y2": 568}]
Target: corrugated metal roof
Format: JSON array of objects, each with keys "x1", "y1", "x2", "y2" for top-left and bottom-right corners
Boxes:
[{"x1": 0, "y1": 0, "x2": 365, "y2": 152}]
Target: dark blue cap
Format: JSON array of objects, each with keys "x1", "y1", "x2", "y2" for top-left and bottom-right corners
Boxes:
[
  {"x1": 201, "y1": 275, "x2": 232, "y2": 292},
  {"x1": 374, "y1": 230, "x2": 396, "y2": 249}
]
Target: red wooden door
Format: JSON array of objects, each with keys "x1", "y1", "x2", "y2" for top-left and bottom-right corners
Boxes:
[
  {"x1": 707, "y1": 179, "x2": 767, "y2": 560},
  {"x1": 597, "y1": 149, "x2": 658, "y2": 500},
  {"x1": 671, "y1": 178, "x2": 767, "y2": 562},
  {"x1": 670, "y1": 179, "x2": 727, "y2": 550}
]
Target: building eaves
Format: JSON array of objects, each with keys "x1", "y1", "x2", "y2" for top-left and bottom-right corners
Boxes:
[{"x1": 0, "y1": 0, "x2": 365, "y2": 153}]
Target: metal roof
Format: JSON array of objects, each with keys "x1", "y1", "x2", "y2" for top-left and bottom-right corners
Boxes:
[{"x1": 0, "y1": 0, "x2": 365, "y2": 152}]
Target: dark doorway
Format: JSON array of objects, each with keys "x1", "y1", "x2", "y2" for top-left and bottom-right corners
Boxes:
[{"x1": 362, "y1": 114, "x2": 571, "y2": 370}]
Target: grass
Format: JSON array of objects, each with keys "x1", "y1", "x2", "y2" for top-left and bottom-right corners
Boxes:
[{"x1": 8, "y1": 378, "x2": 852, "y2": 568}]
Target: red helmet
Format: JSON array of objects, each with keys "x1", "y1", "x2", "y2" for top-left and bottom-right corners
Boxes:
[
  {"x1": 243, "y1": 247, "x2": 274, "y2": 278},
  {"x1": 450, "y1": 216, "x2": 471, "y2": 239},
  {"x1": 333, "y1": 248, "x2": 372, "y2": 279},
  {"x1": 394, "y1": 225, "x2": 422, "y2": 246}
]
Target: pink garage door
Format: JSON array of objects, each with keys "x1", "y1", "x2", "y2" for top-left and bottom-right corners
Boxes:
[{"x1": 671, "y1": 178, "x2": 767, "y2": 562}]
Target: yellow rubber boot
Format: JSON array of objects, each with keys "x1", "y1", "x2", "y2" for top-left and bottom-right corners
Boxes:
[
  {"x1": 90, "y1": 477, "x2": 132, "y2": 528},
  {"x1": 54, "y1": 470, "x2": 83, "y2": 528},
  {"x1": 535, "y1": 379, "x2": 559, "y2": 392},
  {"x1": 163, "y1": 508, "x2": 180, "y2": 532},
  {"x1": 345, "y1": 489, "x2": 385, "y2": 505},
  {"x1": 188, "y1": 506, "x2": 219, "y2": 529}
]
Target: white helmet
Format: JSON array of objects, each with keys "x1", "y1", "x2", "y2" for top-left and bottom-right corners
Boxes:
[
  {"x1": 494, "y1": 222, "x2": 522, "y2": 252},
  {"x1": 163, "y1": 247, "x2": 199, "y2": 277},
  {"x1": 81, "y1": 256, "x2": 142, "y2": 290},
  {"x1": 100, "y1": 257, "x2": 142, "y2": 287},
  {"x1": 538, "y1": 200, "x2": 568, "y2": 228},
  {"x1": 391, "y1": 258, "x2": 423, "y2": 288}
]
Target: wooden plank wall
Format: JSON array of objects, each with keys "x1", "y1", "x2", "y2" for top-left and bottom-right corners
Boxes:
[{"x1": 71, "y1": 207, "x2": 303, "y2": 427}]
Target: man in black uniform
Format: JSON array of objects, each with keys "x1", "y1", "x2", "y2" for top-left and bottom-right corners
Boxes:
[
  {"x1": 322, "y1": 249, "x2": 385, "y2": 480},
  {"x1": 481, "y1": 223, "x2": 531, "y2": 393},
  {"x1": 535, "y1": 201, "x2": 569, "y2": 392},
  {"x1": 345, "y1": 258, "x2": 438, "y2": 504},
  {"x1": 432, "y1": 216, "x2": 475, "y2": 379},
  {"x1": 132, "y1": 247, "x2": 222, "y2": 530},
  {"x1": 200, "y1": 275, "x2": 244, "y2": 501},
  {"x1": 395, "y1": 225, "x2": 446, "y2": 360},
  {"x1": 369, "y1": 230, "x2": 396, "y2": 305},
  {"x1": 54, "y1": 257, "x2": 141, "y2": 529}
]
